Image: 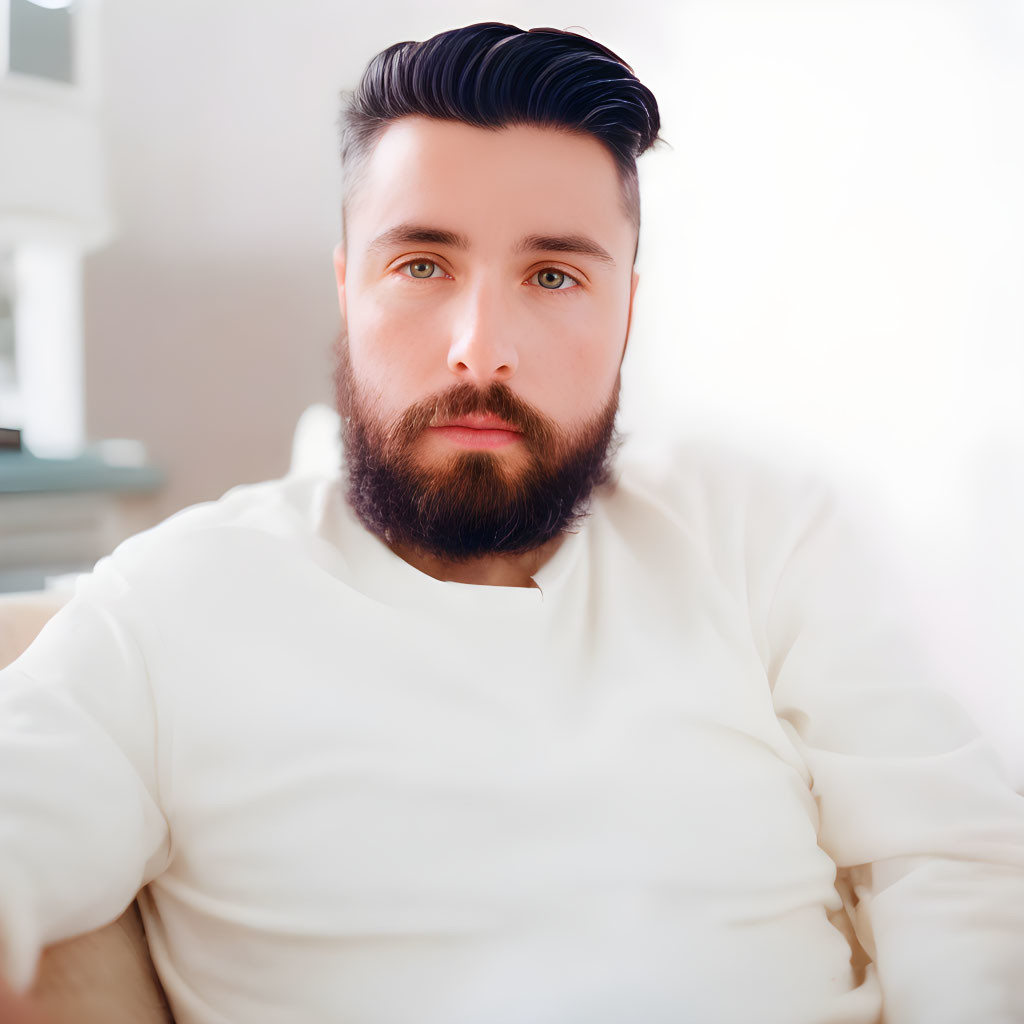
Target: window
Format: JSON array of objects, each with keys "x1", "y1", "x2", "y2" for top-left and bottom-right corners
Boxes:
[
  {"x1": 6, "y1": 0, "x2": 75, "y2": 85},
  {"x1": 1, "y1": 0, "x2": 102, "y2": 456}
]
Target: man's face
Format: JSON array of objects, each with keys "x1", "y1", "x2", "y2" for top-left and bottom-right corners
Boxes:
[{"x1": 333, "y1": 116, "x2": 640, "y2": 559}]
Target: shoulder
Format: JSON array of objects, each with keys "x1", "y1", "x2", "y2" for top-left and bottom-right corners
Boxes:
[
  {"x1": 89, "y1": 471, "x2": 340, "y2": 595},
  {"x1": 602, "y1": 431, "x2": 904, "y2": 609},
  {"x1": 611, "y1": 433, "x2": 839, "y2": 549}
]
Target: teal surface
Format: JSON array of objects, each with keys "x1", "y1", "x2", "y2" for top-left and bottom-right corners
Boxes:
[{"x1": 0, "y1": 448, "x2": 163, "y2": 494}]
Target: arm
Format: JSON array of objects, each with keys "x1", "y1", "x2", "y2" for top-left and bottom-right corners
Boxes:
[
  {"x1": 759, "y1": 479, "x2": 1024, "y2": 1022},
  {"x1": 0, "y1": 591, "x2": 173, "y2": 1022},
  {"x1": 0, "y1": 564, "x2": 171, "y2": 998}
]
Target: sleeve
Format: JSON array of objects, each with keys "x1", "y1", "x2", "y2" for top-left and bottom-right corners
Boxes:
[
  {"x1": 0, "y1": 557, "x2": 171, "y2": 992},
  {"x1": 761, "y1": 477, "x2": 1024, "y2": 1024}
]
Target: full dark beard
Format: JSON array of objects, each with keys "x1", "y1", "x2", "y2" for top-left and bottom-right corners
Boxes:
[{"x1": 332, "y1": 338, "x2": 622, "y2": 562}]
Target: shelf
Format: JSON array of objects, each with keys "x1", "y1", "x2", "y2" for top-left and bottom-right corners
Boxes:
[{"x1": 0, "y1": 447, "x2": 163, "y2": 494}]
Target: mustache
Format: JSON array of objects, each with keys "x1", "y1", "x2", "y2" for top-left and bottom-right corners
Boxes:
[{"x1": 391, "y1": 381, "x2": 556, "y2": 448}]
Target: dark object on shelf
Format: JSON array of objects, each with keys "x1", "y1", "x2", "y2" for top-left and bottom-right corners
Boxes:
[{"x1": 0, "y1": 428, "x2": 22, "y2": 452}]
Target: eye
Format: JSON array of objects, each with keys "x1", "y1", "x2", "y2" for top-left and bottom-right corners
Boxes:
[
  {"x1": 399, "y1": 259, "x2": 446, "y2": 279},
  {"x1": 530, "y1": 268, "x2": 580, "y2": 291}
]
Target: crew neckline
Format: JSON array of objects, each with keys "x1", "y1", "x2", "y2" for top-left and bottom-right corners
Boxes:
[{"x1": 315, "y1": 476, "x2": 589, "y2": 611}]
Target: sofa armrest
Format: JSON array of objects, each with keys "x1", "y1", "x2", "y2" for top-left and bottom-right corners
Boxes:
[
  {"x1": 29, "y1": 904, "x2": 173, "y2": 1024},
  {"x1": 0, "y1": 592, "x2": 72, "y2": 669}
]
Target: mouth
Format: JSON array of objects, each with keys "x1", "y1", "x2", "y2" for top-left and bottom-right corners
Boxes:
[{"x1": 428, "y1": 413, "x2": 524, "y2": 450}]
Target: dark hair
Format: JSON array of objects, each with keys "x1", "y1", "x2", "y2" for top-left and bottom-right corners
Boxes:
[{"x1": 338, "y1": 22, "x2": 661, "y2": 248}]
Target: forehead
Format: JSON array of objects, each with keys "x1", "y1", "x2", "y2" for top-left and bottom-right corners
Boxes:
[{"x1": 346, "y1": 116, "x2": 632, "y2": 257}]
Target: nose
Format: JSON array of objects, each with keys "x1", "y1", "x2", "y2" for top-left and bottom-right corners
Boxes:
[{"x1": 446, "y1": 281, "x2": 518, "y2": 385}]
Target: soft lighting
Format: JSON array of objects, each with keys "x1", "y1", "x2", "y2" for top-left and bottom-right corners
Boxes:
[{"x1": 24, "y1": 0, "x2": 75, "y2": 9}]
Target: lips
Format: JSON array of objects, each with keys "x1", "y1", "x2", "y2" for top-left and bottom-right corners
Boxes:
[
  {"x1": 428, "y1": 413, "x2": 524, "y2": 450},
  {"x1": 439, "y1": 413, "x2": 522, "y2": 433}
]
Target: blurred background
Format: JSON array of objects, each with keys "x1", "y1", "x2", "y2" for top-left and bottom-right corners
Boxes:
[{"x1": 0, "y1": 0, "x2": 1021, "y2": 770}]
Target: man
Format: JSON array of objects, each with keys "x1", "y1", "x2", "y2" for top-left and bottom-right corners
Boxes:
[{"x1": 2, "y1": 21, "x2": 1023, "y2": 1024}]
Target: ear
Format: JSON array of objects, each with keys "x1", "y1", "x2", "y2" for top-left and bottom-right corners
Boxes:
[
  {"x1": 621, "y1": 269, "x2": 640, "y2": 362},
  {"x1": 333, "y1": 243, "x2": 347, "y2": 320}
]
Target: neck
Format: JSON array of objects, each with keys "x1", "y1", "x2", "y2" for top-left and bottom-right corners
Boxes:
[{"x1": 389, "y1": 533, "x2": 566, "y2": 589}]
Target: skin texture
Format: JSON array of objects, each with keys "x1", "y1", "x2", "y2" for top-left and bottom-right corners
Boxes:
[{"x1": 334, "y1": 116, "x2": 640, "y2": 587}]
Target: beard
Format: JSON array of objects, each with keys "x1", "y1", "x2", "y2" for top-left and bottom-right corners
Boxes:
[{"x1": 332, "y1": 336, "x2": 622, "y2": 563}]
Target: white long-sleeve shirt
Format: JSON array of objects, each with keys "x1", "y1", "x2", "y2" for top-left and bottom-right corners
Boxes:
[{"x1": 1, "y1": 440, "x2": 1023, "y2": 1023}]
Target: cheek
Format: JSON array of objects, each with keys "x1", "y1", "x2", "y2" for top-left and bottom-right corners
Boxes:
[
  {"x1": 345, "y1": 298, "x2": 442, "y2": 406},
  {"x1": 523, "y1": 295, "x2": 628, "y2": 418}
]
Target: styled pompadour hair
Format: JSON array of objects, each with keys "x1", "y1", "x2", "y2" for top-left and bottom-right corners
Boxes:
[{"x1": 338, "y1": 22, "x2": 661, "y2": 252}]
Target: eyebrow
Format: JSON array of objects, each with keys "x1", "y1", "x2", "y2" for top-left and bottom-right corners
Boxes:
[
  {"x1": 366, "y1": 224, "x2": 468, "y2": 257},
  {"x1": 515, "y1": 234, "x2": 616, "y2": 268},
  {"x1": 365, "y1": 222, "x2": 617, "y2": 268}
]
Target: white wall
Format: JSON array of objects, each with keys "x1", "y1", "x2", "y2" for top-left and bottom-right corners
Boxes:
[
  {"x1": 622, "y1": 0, "x2": 1024, "y2": 777},
  {"x1": 83, "y1": 0, "x2": 1021, "y2": 772}
]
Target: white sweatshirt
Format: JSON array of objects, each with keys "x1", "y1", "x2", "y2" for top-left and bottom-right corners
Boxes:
[{"x1": 1, "y1": 440, "x2": 1022, "y2": 1024}]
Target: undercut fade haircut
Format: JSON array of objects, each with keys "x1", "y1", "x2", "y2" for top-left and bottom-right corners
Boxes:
[{"x1": 338, "y1": 22, "x2": 662, "y2": 257}]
